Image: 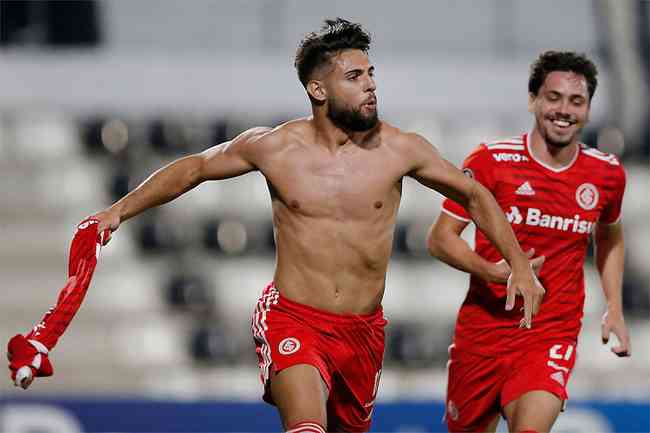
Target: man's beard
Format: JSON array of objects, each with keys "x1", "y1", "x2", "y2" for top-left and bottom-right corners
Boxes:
[
  {"x1": 543, "y1": 129, "x2": 574, "y2": 148},
  {"x1": 538, "y1": 116, "x2": 581, "y2": 148},
  {"x1": 327, "y1": 98, "x2": 378, "y2": 132}
]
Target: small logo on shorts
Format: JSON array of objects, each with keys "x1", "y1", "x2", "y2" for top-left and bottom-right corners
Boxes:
[
  {"x1": 278, "y1": 337, "x2": 301, "y2": 355},
  {"x1": 447, "y1": 400, "x2": 459, "y2": 421},
  {"x1": 550, "y1": 371, "x2": 565, "y2": 386},
  {"x1": 462, "y1": 168, "x2": 474, "y2": 179}
]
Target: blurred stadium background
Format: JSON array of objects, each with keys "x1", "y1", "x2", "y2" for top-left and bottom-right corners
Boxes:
[{"x1": 0, "y1": 1, "x2": 648, "y2": 432}]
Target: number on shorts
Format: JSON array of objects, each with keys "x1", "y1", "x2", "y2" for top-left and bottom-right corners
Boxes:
[{"x1": 549, "y1": 344, "x2": 574, "y2": 361}]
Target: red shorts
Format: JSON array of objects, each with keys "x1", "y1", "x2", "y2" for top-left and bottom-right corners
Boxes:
[
  {"x1": 251, "y1": 283, "x2": 387, "y2": 432},
  {"x1": 445, "y1": 341, "x2": 577, "y2": 433}
]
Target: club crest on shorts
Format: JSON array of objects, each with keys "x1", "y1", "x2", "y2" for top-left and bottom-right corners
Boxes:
[
  {"x1": 575, "y1": 183, "x2": 598, "y2": 210},
  {"x1": 278, "y1": 337, "x2": 301, "y2": 355}
]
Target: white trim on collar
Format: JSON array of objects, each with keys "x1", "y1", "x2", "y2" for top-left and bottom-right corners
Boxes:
[{"x1": 525, "y1": 132, "x2": 580, "y2": 173}]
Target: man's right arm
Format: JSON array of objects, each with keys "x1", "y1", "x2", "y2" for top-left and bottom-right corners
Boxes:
[
  {"x1": 428, "y1": 213, "x2": 510, "y2": 283},
  {"x1": 93, "y1": 126, "x2": 271, "y2": 240},
  {"x1": 427, "y1": 212, "x2": 543, "y2": 283}
]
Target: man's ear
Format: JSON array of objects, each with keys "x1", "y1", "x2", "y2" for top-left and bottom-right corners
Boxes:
[
  {"x1": 307, "y1": 80, "x2": 327, "y2": 103},
  {"x1": 527, "y1": 93, "x2": 536, "y2": 114}
]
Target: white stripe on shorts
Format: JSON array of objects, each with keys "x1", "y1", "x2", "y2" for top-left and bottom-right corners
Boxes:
[
  {"x1": 286, "y1": 422, "x2": 326, "y2": 433},
  {"x1": 251, "y1": 286, "x2": 279, "y2": 385}
]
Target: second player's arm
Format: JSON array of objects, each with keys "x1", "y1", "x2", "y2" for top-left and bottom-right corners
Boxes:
[
  {"x1": 94, "y1": 127, "x2": 270, "y2": 236},
  {"x1": 405, "y1": 134, "x2": 544, "y2": 322},
  {"x1": 428, "y1": 212, "x2": 544, "y2": 284},
  {"x1": 427, "y1": 213, "x2": 511, "y2": 283},
  {"x1": 594, "y1": 221, "x2": 630, "y2": 356}
]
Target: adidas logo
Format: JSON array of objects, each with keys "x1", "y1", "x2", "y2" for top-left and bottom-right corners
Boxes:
[
  {"x1": 550, "y1": 371, "x2": 565, "y2": 386},
  {"x1": 516, "y1": 181, "x2": 535, "y2": 196}
]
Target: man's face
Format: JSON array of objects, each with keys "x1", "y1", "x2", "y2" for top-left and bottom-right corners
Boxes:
[
  {"x1": 323, "y1": 49, "x2": 378, "y2": 131},
  {"x1": 529, "y1": 70, "x2": 591, "y2": 148}
]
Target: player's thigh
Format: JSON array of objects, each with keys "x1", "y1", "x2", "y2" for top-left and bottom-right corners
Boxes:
[
  {"x1": 501, "y1": 342, "x2": 576, "y2": 432},
  {"x1": 503, "y1": 390, "x2": 562, "y2": 433},
  {"x1": 446, "y1": 346, "x2": 504, "y2": 432},
  {"x1": 270, "y1": 363, "x2": 329, "y2": 429}
]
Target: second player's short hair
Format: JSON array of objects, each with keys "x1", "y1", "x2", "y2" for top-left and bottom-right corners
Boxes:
[
  {"x1": 529, "y1": 51, "x2": 598, "y2": 100},
  {"x1": 295, "y1": 18, "x2": 372, "y2": 87}
]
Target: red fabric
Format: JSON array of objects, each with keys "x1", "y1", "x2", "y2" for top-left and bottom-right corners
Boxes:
[
  {"x1": 7, "y1": 335, "x2": 53, "y2": 383},
  {"x1": 442, "y1": 133, "x2": 626, "y2": 356},
  {"x1": 7, "y1": 217, "x2": 108, "y2": 385},
  {"x1": 446, "y1": 342, "x2": 575, "y2": 432},
  {"x1": 251, "y1": 283, "x2": 386, "y2": 433}
]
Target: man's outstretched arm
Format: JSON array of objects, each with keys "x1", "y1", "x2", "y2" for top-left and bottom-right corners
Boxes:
[
  {"x1": 93, "y1": 127, "x2": 271, "y2": 240},
  {"x1": 405, "y1": 133, "x2": 544, "y2": 326}
]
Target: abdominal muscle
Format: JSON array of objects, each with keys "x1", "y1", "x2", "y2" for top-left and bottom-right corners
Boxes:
[{"x1": 272, "y1": 213, "x2": 394, "y2": 315}]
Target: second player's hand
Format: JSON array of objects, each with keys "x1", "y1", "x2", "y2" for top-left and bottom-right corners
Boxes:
[
  {"x1": 601, "y1": 310, "x2": 631, "y2": 357},
  {"x1": 91, "y1": 207, "x2": 121, "y2": 245},
  {"x1": 493, "y1": 248, "x2": 546, "y2": 283},
  {"x1": 505, "y1": 263, "x2": 545, "y2": 329}
]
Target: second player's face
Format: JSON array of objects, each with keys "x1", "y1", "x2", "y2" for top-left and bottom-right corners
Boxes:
[
  {"x1": 324, "y1": 49, "x2": 378, "y2": 131},
  {"x1": 530, "y1": 71, "x2": 591, "y2": 148}
]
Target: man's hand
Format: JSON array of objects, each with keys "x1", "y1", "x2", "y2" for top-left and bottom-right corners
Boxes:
[
  {"x1": 601, "y1": 310, "x2": 631, "y2": 357},
  {"x1": 492, "y1": 248, "x2": 545, "y2": 283},
  {"x1": 505, "y1": 261, "x2": 545, "y2": 329},
  {"x1": 91, "y1": 207, "x2": 121, "y2": 245},
  {"x1": 7, "y1": 335, "x2": 53, "y2": 389}
]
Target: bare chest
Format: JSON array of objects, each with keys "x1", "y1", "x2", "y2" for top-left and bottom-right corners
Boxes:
[{"x1": 264, "y1": 147, "x2": 403, "y2": 218}]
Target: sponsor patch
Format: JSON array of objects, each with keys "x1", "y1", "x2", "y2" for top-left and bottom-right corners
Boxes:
[
  {"x1": 278, "y1": 337, "x2": 301, "y2": 355},
  {"x1": 506, "y1": 206, "x2": 595, "y2": 234},
  {"x1": 492, "y1": 153, "x2": 529, "y2": 162}
]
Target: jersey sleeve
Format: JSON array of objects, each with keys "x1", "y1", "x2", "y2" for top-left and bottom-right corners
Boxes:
[
  {"x1": 442, "y1": 144, "x2": 496, "y2": 221},
  {"x1": 599, "y1": 162, "x2": 626, "y2": 224}
]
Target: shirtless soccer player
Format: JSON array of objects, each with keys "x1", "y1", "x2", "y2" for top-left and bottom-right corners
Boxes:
[
  {"x1": 92, "y1": 19, "x2": 542, "y2": 433},
  {"x1": 428, "y1": 51, "x2": 630, "y2": 433}
]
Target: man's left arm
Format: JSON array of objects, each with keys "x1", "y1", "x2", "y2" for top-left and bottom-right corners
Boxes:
[
  {"x1": 594, "y1": 222, "x2": 631, "y2": 357},
  {"x1": 404, "y1": 133, "x2": 544, "y2": 326}
]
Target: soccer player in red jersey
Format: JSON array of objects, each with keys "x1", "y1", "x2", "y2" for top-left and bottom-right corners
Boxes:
[
  {"x1": 428, "y1": 51, "x2": 631, "y2": 433},
  {"x1": 90, "y1": 19, "x2": 542, "y2": 433}
]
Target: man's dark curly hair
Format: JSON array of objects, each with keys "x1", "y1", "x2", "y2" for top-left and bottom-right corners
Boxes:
[
  {"x1": 295, "y1": 18, "x2": 372, "y2": 87},
  {"x1": 529, "y1": 51, "x2": 598, "y2": 100}
]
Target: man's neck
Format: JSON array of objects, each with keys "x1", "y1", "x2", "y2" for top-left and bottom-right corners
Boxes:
[
  {"x1": 529, "y1": 127, "x2": 579, "y2": 169},
  {"x1": 311, "y1": 112, "x2": 378, "y2": 152}
]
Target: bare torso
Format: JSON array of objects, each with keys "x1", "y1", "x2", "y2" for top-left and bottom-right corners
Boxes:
[{"x1": 253, "y1": 119, "x2": 409, "y2": 314}]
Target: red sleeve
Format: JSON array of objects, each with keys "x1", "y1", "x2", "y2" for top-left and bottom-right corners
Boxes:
[
  {"x1": 25, "y1": 218, "x2": 104, "y2": 351},
  {"x1": 442, "y1": 144, "x2": 496, "y2": 221},
  {"x1": 599, "y1": 162, "x2": 626, "y2": 224}
]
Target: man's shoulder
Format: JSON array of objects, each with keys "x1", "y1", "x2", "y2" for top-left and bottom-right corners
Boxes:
[
  {"x1": 578, "y1": 144, "x2": 624, "y2": 169},
  {"x1": 380, "y1": 122, "x2": 437, "y2": 153},
  {"x1": 467, "y1": 135, "x2": 529, "y2": 166},
  {"x1": 242, "y1": 118, "x2": 311, "y2": 150},
  {"x1": 483, "y1": 135, "x2": 525, "y2": 148},
  {"x1": 480, "y1": 135, "x2": 527, "y2": 155}
]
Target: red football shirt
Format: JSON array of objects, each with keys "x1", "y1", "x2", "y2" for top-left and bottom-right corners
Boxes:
[{"x1": 442, "y1": 132, "x2": 626, "y2": 355}]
